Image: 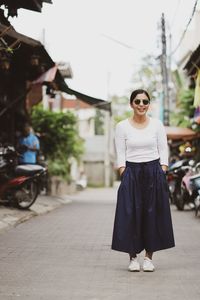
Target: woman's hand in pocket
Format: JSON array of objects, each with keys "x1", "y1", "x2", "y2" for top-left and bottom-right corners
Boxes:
[
  {"x1": 161, "y1": 164, "x2": 168, "y2": 174},
  {"x1": 119, "y1": 167, "x2": 126, "y2": 179}
]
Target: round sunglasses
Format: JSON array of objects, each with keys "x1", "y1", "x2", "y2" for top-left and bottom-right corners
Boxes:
[{"x1": 133, "y1": 99, "x2": 150, "y2": 106}]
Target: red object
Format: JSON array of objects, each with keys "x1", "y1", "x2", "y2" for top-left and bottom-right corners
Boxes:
[
  {"x1": 8, "y1": 176, "x2": 29, "y2": 186},
  {"x1": 32, "y1": 65, "x2": 57, "y2": 84},
  {"x1": 0, "y1": 176, "x2": 29, "y2": 197},
  {"x1": 165, "y1": 126, "x2": 198, "y2": 140}
]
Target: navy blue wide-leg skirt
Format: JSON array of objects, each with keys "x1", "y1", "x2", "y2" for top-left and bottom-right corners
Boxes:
[{"x1": 111, "y1": 160, "x2": 175, "y2": 254}]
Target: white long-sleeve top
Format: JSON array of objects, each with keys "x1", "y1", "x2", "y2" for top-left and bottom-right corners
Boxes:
[{"x1": 114, "y1": 117, "x2": 168, "y2": 168}]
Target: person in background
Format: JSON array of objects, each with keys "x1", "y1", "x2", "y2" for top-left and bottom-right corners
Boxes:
[
  {"x1": 111, "y1": 89, "x2": 175, "y2": 272},
  {"x1": 18, "y1": 124, "x2": 40, "y2": 164}
]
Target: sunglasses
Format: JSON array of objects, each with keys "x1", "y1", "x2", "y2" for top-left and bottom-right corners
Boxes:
[{"x1": 133, "y1": 99, "x2": 150, "y2": 106}]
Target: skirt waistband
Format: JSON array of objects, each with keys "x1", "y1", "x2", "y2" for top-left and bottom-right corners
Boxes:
[{"x1": 126, "y1": 159, "x2": 160, "y2": 168}]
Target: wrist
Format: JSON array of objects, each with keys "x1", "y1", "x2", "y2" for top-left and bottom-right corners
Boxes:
[
  {"x1": 161, "y1": 165, "x2": 168, "y2": 172},
  {"x1": 119, "y1": 167, "x2": 125, "y2": 175}
]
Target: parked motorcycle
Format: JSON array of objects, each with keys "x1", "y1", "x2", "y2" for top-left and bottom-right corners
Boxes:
[
  {"x1": 181, "y1": 162, "x2": 200, "y2": 215},
  {"x1": 37, "y1": 151, "x2": 49, "y2": 195},
  {"x1": 190, "y1": 174, "x2": 200, "y2": 216},
  {"x1": 0, "y1": 145, "x2": 47, "y2": 209},
  {"x1": 166, "y1": 159, "x2": 189, "y2": 209}
]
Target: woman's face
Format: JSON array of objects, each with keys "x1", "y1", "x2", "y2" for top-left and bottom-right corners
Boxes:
[{"x1": 130, "y1": 93, "x2": 150, "y2": 116}]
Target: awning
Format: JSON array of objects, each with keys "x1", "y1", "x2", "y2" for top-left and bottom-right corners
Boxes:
[
  {"x1": 37, "y1": 70, "x2": 111, "y2": 112},
  {"x1": 165, "y1": 126, "x2": 199, "y2": 140},
  {"x1": 184, "y1": 44, "x2": 200, "y2": 76},
  {"x1": 54, "y1": 67, "x2": 111, "y2": 113},
  {"x1": 0, "y1": 24, "x2": 42, "y2": 47},
  {"x1": 0, "y1": 24, "x2": 111, "y2": 113},
  {"x1": 65, "y1": 87, "x2": 111, "y2": 112}
]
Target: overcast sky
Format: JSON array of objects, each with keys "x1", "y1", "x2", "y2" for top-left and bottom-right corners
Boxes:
[{"x1": 11, "y1": 0, "x2": 199, "y2": 100}]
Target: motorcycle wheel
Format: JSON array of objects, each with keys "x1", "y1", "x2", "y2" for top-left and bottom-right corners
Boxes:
[
  {"x1": 174, "y1": 184, "x2": 188, "y2": 211},
  {"x1": 14, "y1": 181, "x2": 39, "y2": 210},
  {"x1": 194, "y1": 196, "x2": 200, "y2": 217}
]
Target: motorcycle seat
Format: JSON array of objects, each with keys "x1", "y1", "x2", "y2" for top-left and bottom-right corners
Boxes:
[
  {"x1": 169, "y1": 159, "x2": 188, "y2": 171},
  {"x1": 15, "y1": 164, "x2": 45, "y2": 175},
  {"x1": 190, "y1": 173, "x2": 200, "y2": 180}
]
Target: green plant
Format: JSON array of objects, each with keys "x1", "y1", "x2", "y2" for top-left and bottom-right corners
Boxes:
[
  {"x1": 31, "y1": 105, "x2": 84, "y2": 180},
  {"x1": 170, "y1": 88, "x2": 195, "y2": 128},
  {"x1": 114, "y1": 111, "x2": 132, "y2": 124},
  {"x1": 47, "y1": 154, "x2": 70, "y2": 182},
  {"x1": 94, "y1": 109, "x2": 105, "y2": 135}
]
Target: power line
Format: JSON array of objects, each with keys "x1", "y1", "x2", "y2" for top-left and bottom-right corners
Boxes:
[
  {"x1": 100, "y1": 33, "x2": 149, "y2": 54},
  {"x1": 171, "y1": 0, "x2": 199, "y2": 56},
  {"x1": 170, "y1": 0, "x2": 181, "y2": 29}
]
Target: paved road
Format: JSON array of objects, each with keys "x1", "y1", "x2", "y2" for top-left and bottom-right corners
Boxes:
[
  {"x1": 0, "y1": 186, "x2": 200, "y2": 300},
  {"x1": 0, "y1": 194, "x2": 71, "y2": 233}
]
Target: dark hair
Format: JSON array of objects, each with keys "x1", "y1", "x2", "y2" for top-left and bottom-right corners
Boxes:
[{"x1": 130, "y1": 89, "x2": 150, "y2": 104}]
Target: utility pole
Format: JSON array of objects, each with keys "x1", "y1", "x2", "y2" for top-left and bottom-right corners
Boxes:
[
  {"x1": 161, "y1": 13, "x2": 170, "y2": 126},
  {"x1": 104, "y1": 109, "x2": 111, "y2": 187},
  {"x1": 104, "y1": 72, "x2": 111, "y2": 187}
]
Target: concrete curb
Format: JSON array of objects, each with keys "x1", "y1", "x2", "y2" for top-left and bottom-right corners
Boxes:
[{"x1": 0, "y1": 194, "x2": 72, "y2": 234}]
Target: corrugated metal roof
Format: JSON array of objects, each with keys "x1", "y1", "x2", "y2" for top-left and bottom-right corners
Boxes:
[
  {"x1": 0, "y1": 24, "x2": 111, "y2": 113},
  {"x1": 0, "y1": 0, "x2": 52, "y2": 16}
]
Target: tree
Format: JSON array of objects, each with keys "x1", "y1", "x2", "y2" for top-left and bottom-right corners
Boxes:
[
  {"x1": 130, "y1": 55, "x2": 162, "y2": 99},
  {"x1": 111, "y1": 95, "x2": 132, "y2": 124},
  {"x1": 31, "y1": 105, "x2": 84, "y2": 180},
  {"x1": 170, "y1": 88, "x2": 195, "y2": 128}
]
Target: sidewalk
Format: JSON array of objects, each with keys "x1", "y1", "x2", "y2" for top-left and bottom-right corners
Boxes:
[
  {"x1": 0, "y1": 193, "x2": 71, "y2": 233},
  {"x1": 0, "y1": 183, "x2": 119, "y2": 234}
]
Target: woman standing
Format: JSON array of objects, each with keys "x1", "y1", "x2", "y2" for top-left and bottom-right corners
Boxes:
[{"x1": 111, "y1": 89, "x2": 175, "y2": 272}]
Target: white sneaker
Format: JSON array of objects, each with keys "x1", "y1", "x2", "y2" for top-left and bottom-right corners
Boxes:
[
  {"x1": 128, "y1": 257, "x2": 140, "y2": 272},
  {"x1": 143, "y1": 257, "x2": 155, "y2": 272}
]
